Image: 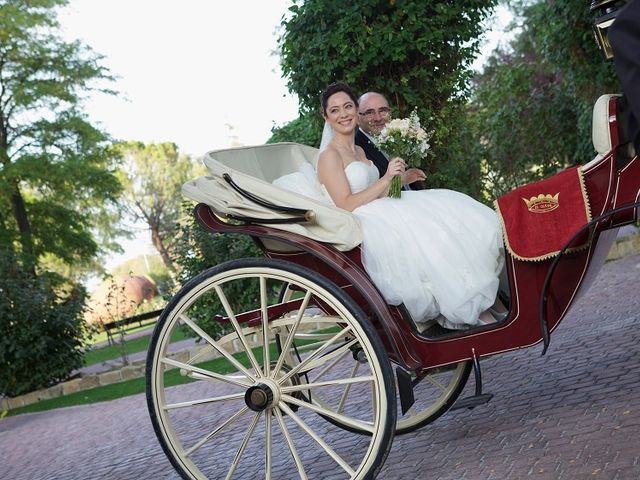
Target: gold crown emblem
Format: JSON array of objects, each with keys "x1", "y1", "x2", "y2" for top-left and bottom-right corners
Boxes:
[{"x1": 522, "y1": 193, "x2": 560, "y2": 213}]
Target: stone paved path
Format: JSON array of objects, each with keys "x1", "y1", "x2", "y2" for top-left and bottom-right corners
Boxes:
[{"x1": 1, "y1": 254, "x2": 639, "y2": 479}]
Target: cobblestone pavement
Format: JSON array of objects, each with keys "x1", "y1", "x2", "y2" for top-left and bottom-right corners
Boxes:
[{"x1": 1, "y1": 254, "x2": 639, "y2": 480}]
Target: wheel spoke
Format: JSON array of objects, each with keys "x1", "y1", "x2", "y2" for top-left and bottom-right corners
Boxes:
[
  {"x1": 164, "y1": 391, "x2": 245, "y2": 410},
  {"x1": 187, "y1": 372, "x2": 248, "y2": 382},
  {"x1": 271, "y1": 290, "x2": 312, "y2": 379},
  {"x1": 337, "y1": 361, "x2": 360, "y2": 414},
  {"x1": 214, "y1": 284, "x2": 262, "y2": 376},
  {"x1": 264, "y1": 408, "x2": 272, "y2": 479},
  {"x1": 424, "y1": 373, "x2": 447, "y2": 393},
  {"x1": 280, "y1": 375, "x2": 374, "y2": 394},
  {"x1": 179, "y1": 313, "x2": 257, "y2": 381},
  {"x1": 260, "y1": 276, "x2": 271, "y2": 377},
  {"x1": 279, "y1": 402, "x2": 355, "y2": 476},
  {"x1": 161, "y1": 357, "x2": 252, "y2": 388},
  {"x1": 274, "y1": 407, "x2": 308, "y2": 480},
  {"x1": 281, "y1": 394, "x2": 375, "y2": 434},
  {"x1": 294, "y1": 337, "x2": 358, "y2": 376},
  {"x1": 279, "y1": 328, "x2": 355, "y2": 383},
  {"x1": 309, "y1": 349, "x2": 350, "y2": 384},
  {"x1": 225, "y1": 411, "x2": 262, "y2": 480},
  {"x1": 184, "y1": 406, "x2": 250, "y2": 457}
]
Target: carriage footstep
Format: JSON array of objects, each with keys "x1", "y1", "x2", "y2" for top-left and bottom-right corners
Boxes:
[
  {"x1": 451, "y1": 353, "x2": 494, "y2": 410},
  {"x1": 451, "y1": 392, "x2": 493, "y2": 410}
]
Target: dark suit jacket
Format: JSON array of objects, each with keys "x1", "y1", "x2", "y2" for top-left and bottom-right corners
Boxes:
[
  {"x1": 354, "y1": 128, "x2": 426, "y2": 190},
  {"x1": 609, "y1": 0, "x2": 640, "y2": 151},
  {"x1": 355, "y1": 128, "x2": 388, "y2": 178}
]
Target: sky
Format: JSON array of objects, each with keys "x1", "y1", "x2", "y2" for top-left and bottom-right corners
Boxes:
[
  {"x1": 57, "y1": 1, "x2": 513, "y2": 285},
  {"x1": 59, "y1": 0, "x2": 299, "y2": 158}
]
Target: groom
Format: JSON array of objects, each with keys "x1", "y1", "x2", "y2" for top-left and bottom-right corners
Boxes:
[
  {"x1": 355, "y1": 92, "x2": 426, "y2": 190},
  {"x1": 608, "y1": 0, "x2": 640, "y2": 152}
]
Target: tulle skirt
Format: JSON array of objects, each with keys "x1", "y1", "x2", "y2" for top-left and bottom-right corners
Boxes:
[{"x1": 353, "y1": 189, "x2": 504, "y2": 328}]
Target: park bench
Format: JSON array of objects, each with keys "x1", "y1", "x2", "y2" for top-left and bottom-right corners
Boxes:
[{"x1": 102, "y1": 308, "x2": 163, "y2": 346}]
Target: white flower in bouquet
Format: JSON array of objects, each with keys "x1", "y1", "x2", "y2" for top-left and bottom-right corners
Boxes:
[{"x1": 373, "y1": 108, "x2": 431, "y2": 198}]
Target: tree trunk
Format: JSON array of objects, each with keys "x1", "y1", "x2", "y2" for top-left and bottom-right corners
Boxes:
[
  {"x1": 150, "y1": 226, "x2": 176, "y2": 274},
  {"x1": 10, "y1": 180, "x2": 36, "y2": 274},
  {"x1": 1, "y1": 115, "x2": 36, "y2": 275},
  {"x1": 0, "y1": 209, "x2": 17, "y2": 266}
]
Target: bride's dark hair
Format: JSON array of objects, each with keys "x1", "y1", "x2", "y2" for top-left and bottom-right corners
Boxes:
[{"x1": 320, "y1": 82, "x2": 359, "y2": 114}]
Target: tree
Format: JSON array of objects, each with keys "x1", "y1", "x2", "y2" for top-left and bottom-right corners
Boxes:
[
  {"x1": 115, "y1": 141, "x2": 204, "y2": 276},
  {"x1": 469, "y1": 0, "x2": 620, "y2": 196},
  {"x1": 277, "y1": 0, "x2": 498, "y2": 195},
  {"x1": 0, "y1": 0, "x2": 121, "y2": 396},
  {"x1": 0, "y1": 0, "x2": 122, "y2": 275},
  {"x1": 171, "y1": 203, "x2": 263, "y2": 338},
  {"x1": 268, "y1": 113, "x2": 322, "y2": 147}
]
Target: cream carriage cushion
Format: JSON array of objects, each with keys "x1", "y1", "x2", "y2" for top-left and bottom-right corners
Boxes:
[
  {"x1": 583, "y1": 93, "x2": 635, "y2": 171},
  {"x1": 591, "y1": 93, "x2": 636, "y2": 157},
  {"x1": 592, "y1": 93, "x2": 621, "y2": 155},
  {"x1": 182, "y1": 142, "x2": 363, "y2": 251}
]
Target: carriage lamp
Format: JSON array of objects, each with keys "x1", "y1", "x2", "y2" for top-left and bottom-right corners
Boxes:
[{"x1": 590, "y1": 0, "x2": 628, "y2": 59}]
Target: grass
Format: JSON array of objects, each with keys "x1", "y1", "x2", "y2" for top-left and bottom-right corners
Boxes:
[
  {"x1": 5, "y1": 342, "x2": 283, "y2": 417},
  {"x1": 83, "y1": 327, "x2": 189, "y2": 367}
]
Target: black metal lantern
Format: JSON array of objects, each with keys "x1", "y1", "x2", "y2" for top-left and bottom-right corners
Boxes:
[{"x1": 590, "y1": 0, "x2": 629, "y2": 59}]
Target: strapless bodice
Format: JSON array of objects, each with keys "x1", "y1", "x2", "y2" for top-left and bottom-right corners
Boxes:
[{"x1": 344, "y1": 161, "x2": 379, "y2": 194}]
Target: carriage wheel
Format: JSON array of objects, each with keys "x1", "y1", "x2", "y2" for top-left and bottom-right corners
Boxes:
[
  {"x1": 146, "y1": 258, "x2": 396, "y2": 480},
  {"x1": 279, "y1": 284, "x2": 471, "y2": 435},
  {"x1": 394, "y1": 361, "x2": 471, "y2": 434}
]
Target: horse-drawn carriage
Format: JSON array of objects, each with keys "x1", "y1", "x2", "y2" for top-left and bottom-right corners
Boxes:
[
  {"x1": 145, "y1": 4, "x2": 639, "y2": 478},
  {"x1": 144, "y1": 93, "x2": 638, "y2": 480}
]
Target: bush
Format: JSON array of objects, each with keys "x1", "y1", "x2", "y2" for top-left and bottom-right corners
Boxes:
[
  {"x1": 171, "y1": 204, "x2": 264, "y2": 339},
  {"x1": 0, "y1": 254, "x2": 90, "y2": 397},
  {"x1": 267, "y1": 113, "x2": 322, "y2": 147}
]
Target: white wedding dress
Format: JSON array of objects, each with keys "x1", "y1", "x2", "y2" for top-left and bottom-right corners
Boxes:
[{"x1": 274, "y1": 160, "x2": 504, "y2": 329}]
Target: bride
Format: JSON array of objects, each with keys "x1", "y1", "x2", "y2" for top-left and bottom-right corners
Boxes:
[{"x1": 281, "y1": 82, "x2": 505, "y2": 330}]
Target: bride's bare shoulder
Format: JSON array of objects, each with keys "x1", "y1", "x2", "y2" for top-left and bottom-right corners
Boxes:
[
  {"x1": 317, "y1": 146, "x2": 344, "y2": 180},
  {"x1": 318, "y1": 145, "x2": 341, "y2": 166}
]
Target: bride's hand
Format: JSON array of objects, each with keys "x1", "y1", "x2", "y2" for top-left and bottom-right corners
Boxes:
[
  {"x1": 383, "y1": 157, "x2": 405, "y2": 182},
  {"x1": 401, "y1": 168, "x2": 426, "y2": 185}
]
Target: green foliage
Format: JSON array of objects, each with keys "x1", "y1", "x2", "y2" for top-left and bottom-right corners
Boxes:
[
  {"x1": 171, "y1": 203, "x2": 264, "y2": 338},
  {"x1": 277, "y1": 0, "x2": 498, "y2": 196},
  {"x1": 268, "y1": 113, "x2": 322, "y2": 147},
  {"x1": 470, "y1": 49, "x2": 579, "y2": 195},
  {"x1": 115, "y1": 141, "x2": 205, "y2": 276},
  {"x1": 280, "y1": 0, "x2": 497, "y2": 115},
  {"x1": 469, "y1": 0, "x2": 620, "y2": 197},
  {"x1": 0, "y1": 250, "x2": 90, "y2": 397},
  {"x1": 0, "y1": 0, "x2": 122, "y2": 275}
]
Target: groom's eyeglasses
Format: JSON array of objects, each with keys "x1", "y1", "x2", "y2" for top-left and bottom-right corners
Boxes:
[{"x1": 359, "y1": 107, "x2": 391, "y2": 118}]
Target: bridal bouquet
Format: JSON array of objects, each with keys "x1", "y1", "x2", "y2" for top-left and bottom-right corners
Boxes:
[{"x1": 373, "y1": 108, "x2": 431, "y2": 198}]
